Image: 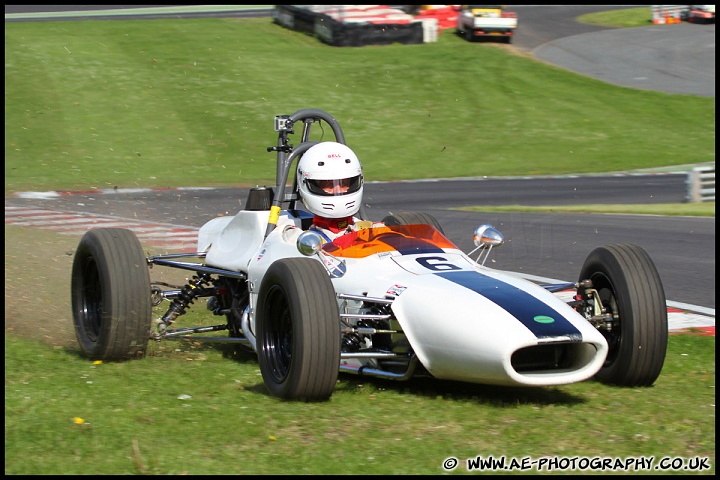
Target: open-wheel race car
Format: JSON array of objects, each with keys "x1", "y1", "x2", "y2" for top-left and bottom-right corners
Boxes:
[{"x1": 71, "y1": 108, "x2": 668, "y2": 401}]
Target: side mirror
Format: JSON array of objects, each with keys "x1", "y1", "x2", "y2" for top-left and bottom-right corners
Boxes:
[
  {"x1": 297, "y1": 231, "x2": 323, "y2": 256},
  {"x1": 296, "y1": 230, "x2": 346, "y2": 278},
  {"x1": 469, "y1": 224, "x2": 504, "y2": 266},
  {"x1": 473, "y1": 224, "x2": 504, "y2": 248}
]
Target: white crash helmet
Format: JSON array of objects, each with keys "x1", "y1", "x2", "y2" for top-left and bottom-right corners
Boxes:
[{"x1": 297, "y1": 141, "x2": 364, "y2": 218}]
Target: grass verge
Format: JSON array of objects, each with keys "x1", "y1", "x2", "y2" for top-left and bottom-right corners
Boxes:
[
  {"x1": 4, "y1": 332, "x2": 715, "y2": 475},
  {"x1": 459, "y1": 203, "x2": 715, "y2": 217},
  {"x1": 4, "y1": 16, "x2": 714, "y2": 194},
  {"x1": 4, "y1": 9, "x2": 715, "y2": 475},
  {"x1": 4, "y1": 223, "x2": 716, "y2": 475}
]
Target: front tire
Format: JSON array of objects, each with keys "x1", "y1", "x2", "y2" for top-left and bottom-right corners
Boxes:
[
  {"x1": 71, "y1": 228, "x2": 152, "y2": 360},
  {"x1": 579, "y1": 244, "x2": 668, "y2": 387},
  {"x1": 256, "y1": 258, "x2": 340, "y2": 401}
]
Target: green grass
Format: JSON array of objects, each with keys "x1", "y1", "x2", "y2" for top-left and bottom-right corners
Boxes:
[
  {"x1": 4, "y1": 221, "x2": 714, "y2": 474},
  {"x1": 578, "y1": 7, "x2": 658, "y2": 27},
  {"x1": 4, "y1": 16, "x2": 715, "y2": 196},
  {"x1": 4, "y1": 332, "x2": 715, "y2": 475},
  {"x1": 460, "y1": 203, "x2": 715, "y2": 217}
]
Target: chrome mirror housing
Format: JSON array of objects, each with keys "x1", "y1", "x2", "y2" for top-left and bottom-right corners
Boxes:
[
  {"x1": 296, "y1": 230, "x2": 346, "y2": 278},
  {"x1": 469, "y1": 224, "x2": 504, "y2": 266},
  {"x1": 473, "y1": 224, "x2": 504, "y2": 248},
  {"x1": 297, "y1": 230, "x2": 323, "y2": 256}
]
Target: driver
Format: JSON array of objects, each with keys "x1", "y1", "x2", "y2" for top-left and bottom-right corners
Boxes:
[
  {"x1": 283, "y1": 141, "x2": 383, "y2": 243},
  {"x1": 287, "y1": 142, "x2": 384, "y2": 369}
]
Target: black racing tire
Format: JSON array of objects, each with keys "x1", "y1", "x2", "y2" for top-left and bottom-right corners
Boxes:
[
  {"x1": 579, "y1": 244, "x2": 668, "y2": 387},
  {"x1": 71, "y1": 228, "x2": 152, "y2": 360},
  {"x1": 465, "y1": 29, "x2": 474, "y2": 42},
  {"x1": 381, "y1": 211, "x2": 445, "y2": 235},
  {"x1": 256, "y1": 258, "x2": 340, "y2": 401}
]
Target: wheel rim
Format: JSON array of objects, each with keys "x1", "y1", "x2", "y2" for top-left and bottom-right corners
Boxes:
[
  {"x1": 593, "y1": 273, "x2": 622, "y2": 366},
  {"x1": 80, "y1": 256, "x2": 103, "y2": 341},
  {"x1": 263, "y1": 285, "x2": 293, "y2": 382}
]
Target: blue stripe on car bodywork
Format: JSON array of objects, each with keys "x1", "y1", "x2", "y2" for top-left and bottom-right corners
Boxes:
[
  {"x1": 378, "y1": 234, "x2": 445, "y2": 255},
  {"x1": 435, "y1": 270, "x2": 582, "y2": 340}
]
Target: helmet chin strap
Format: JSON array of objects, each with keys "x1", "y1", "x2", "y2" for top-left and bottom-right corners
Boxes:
[{"x1": 313, "y1": 215, "x2": 354, "y2": 233}]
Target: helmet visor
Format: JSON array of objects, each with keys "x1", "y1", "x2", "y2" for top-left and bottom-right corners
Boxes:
[{"x1": 306, "y1": 175, "x2": 362, "y2": 197}]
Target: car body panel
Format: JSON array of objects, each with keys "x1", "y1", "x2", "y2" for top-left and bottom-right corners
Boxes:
[{"x1": 202, "y1": 218, "x2": 608, "y2": 387}]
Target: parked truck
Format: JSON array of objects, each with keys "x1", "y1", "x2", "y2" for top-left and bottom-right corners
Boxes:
[{"x1": 456, "y1": 5, "x2": 517, "y2": 43}]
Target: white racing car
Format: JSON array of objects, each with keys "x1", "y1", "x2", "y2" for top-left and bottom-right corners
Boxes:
[{"x1": 71, "y1": 108, "x2": 668, "y2": 401}]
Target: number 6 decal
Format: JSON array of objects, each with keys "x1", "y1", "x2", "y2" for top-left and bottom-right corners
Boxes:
[{"x1": 416, "y1": 256, "x2": 461, "y2": 271}]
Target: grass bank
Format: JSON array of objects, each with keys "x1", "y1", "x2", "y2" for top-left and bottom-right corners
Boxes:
[
  {"x1": 4, "y1": 16, "x2": 714, "y2": 195},
  {"x1": 4, "y1": 10, "x2": 716, "y2": 474},
  {"x1": 4, "y1": 331, "x2": 715, "y2": 475}
]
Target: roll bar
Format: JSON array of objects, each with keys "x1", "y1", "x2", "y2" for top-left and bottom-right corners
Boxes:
[{"x1": 264, "y1": 109, "x2": 346, "y2": 238}]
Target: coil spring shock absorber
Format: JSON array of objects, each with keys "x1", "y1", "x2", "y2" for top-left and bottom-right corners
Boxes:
[{"x1": 159, "y1": 273, "x2": 212, "y2": 327}]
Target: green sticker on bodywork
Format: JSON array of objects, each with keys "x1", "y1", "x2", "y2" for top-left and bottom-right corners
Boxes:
[{"x1": 533, "y1": 315, "x2": 555, "y2": 324}]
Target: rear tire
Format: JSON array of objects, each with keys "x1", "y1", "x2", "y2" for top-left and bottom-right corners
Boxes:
[
  {"x1": 381, "y1": 211, "x2": 445, "y2": 234},
  {"x1": 71, "y1": 228, "x2": 152, "y2": 360},
  {"x1": 579, "y1": 244, "x2": 667, "y2": 387},
  {"x1": 256, "y1": 258, "x2": 340, "y2": 401}
]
